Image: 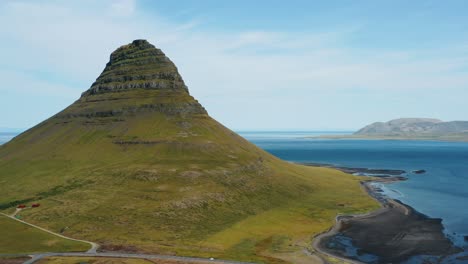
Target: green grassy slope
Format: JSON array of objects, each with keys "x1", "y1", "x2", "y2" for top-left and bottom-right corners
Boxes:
[
  {"x1": 0, "y1": 40, "x2": 378, "y2": 263},
  {"x1": 0, "y1": 215, "x2": 89, "y2": 254}
]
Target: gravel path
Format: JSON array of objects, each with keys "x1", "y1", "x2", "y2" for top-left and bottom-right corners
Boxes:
[
  {"x1": 0, "y1": 212, "x2": 253, "y2": 264},
  {"x1": 0, "y1": 212, "x2": 99, "y2": 253},
  {"x1": 23, "y1": 252, "x2": 254, "y2": 264}
]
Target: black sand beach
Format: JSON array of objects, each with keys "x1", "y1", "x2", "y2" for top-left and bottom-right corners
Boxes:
[
  {"x1": 301, "y1": 162, "x2": 407, "y2": 177},
  {"x1": 310, "y1": 164, "x2": 461, "y2": 263}
]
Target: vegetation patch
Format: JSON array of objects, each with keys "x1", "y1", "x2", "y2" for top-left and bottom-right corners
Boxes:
[
  {"x1": 0, "y1": 215, "x2": 89, "y2": 254},
  {"x1": 0, "y1": 180, "x2": 92, "y2": 210}
]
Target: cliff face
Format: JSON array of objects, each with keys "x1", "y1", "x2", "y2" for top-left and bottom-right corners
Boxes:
[
  {"x1": 355, "y1": 118, "x2": 468, "y2": 136},
  {"x1": 84, "y1": 39, "x2": 189, "y2": 95},
  {"x1": 67, "y1": 39, "x2": 207, "y2": 119}
]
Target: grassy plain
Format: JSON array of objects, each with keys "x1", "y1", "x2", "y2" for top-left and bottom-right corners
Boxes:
[{"x1": 0, "y1": 215, "x2": 89, "y2": 254}]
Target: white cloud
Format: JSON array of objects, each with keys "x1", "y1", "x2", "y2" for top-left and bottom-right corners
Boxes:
[
  {"x1": 0, "y1": 0, "x2": 467, "y2": 129},
  {"x1": 109, "y1": 0, "x2": 136, "y2": 17}
]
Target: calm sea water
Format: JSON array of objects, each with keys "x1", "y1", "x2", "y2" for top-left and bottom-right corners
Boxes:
[{"x1": 238, "y1": 131, "x2": 468, "y2": 256}]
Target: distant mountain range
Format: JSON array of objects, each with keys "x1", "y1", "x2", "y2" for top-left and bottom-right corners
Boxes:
[
  {"x1": 353, "y1": 118, "x2": 468, "y2": 141},
  {"x1": 307, "y1": 118, "x2": 468, "y2": 141},
  {"x1": 356, "y1": 118, "x2": 468, "y2": 135}
]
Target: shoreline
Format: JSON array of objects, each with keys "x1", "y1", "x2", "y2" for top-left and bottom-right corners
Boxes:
[
  {"x1": 305, "y1": 134, "x2": 468, "y2": 143},
  {"x1": 311, "y1": 177, "x2": 400, "y2": 264},
  {"x1": 306, "y1": 163, "x2": 462, "y2": 263},
  {"x1": 299, "y1": 162, "x2": 407, "y2": 178}
]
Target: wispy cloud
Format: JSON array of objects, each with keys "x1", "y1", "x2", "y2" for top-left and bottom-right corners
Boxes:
[
  {"x1": 0, "y1": 0, "x2": 467, "y2": 129},
  {"x1": 109, "y1": 0, "x2": 136, "y2": 17}
]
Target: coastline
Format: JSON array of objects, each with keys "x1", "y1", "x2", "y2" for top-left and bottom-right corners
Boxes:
[
  {"x1": 305, "y1": 134, "x2": 468, "y2": 142},
  {"x1": 307, "y1": 164, "x2": 461, "y2": 264}
]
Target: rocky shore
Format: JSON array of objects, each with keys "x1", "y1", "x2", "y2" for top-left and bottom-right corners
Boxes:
[
  {"x1": 308, "y1": 164, "x2": 462, "y2": 263},
  {"x1": 300, "y1": 162, "x2": 407, "y2": 177}
]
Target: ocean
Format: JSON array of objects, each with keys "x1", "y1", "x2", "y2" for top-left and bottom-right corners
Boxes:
[{"x1": 238, "y1": 131, "x2": 468, "y2": 261}]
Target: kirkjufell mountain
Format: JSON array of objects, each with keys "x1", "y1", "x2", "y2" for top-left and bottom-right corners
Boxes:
[{"x1": 0, "y1": 40, "x2": 375, "y2": 263}]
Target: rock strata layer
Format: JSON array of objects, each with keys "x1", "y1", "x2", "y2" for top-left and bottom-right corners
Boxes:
[
  {"x1": 57, "y1": 40, "x2": 207, "y2": 121},
  {"x1": 83, "y1": 39, "x2": 188, "y2": 96}
]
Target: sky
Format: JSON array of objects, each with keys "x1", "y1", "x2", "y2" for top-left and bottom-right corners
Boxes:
[{"x1": 1, "y1": 0, "x2": 467, "y2": 131}]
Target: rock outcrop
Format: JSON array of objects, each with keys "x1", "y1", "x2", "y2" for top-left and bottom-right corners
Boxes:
[
  {"x1": 83, "y1": 39, "x2": 188, "y2": 96},
  {"x1": 56, "y1": 40, "x2": 207, "y2": 121}
]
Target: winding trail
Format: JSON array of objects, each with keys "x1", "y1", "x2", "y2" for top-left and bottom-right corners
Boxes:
[
  {"x1": 23, "y1": 252, "x2": 253, "y2": 264},
  {"x1": 0, "y1": 212, "x2": 99, "y2": 253},
  {"x1": 0, "y1": 212, "x2": 253, "y2": 264}
]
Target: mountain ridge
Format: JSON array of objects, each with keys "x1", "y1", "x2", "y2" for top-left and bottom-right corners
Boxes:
[{"x1": 355, "y1": 118, "x2": 468, "y2": 136}]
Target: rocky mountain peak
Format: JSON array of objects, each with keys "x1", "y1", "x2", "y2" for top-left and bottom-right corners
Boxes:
[{"x1": 82, "y1": 39, "x2": 188, "y2": 97}]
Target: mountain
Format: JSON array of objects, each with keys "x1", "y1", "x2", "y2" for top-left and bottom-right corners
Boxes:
[
  {"x1": 356, "y1": 118, "x2": 443, "y2": 135},
  {"x1": 355, "y1": 118, "x2": 468, "y2": 140},
  {"x1": 0, "y1": 40, "x2": 376, "y2": 263}
]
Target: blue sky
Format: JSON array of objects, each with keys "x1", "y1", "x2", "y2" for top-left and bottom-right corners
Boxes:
[{"x1": 1, "y1": 0, "x2": 467, "y2": 131}]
